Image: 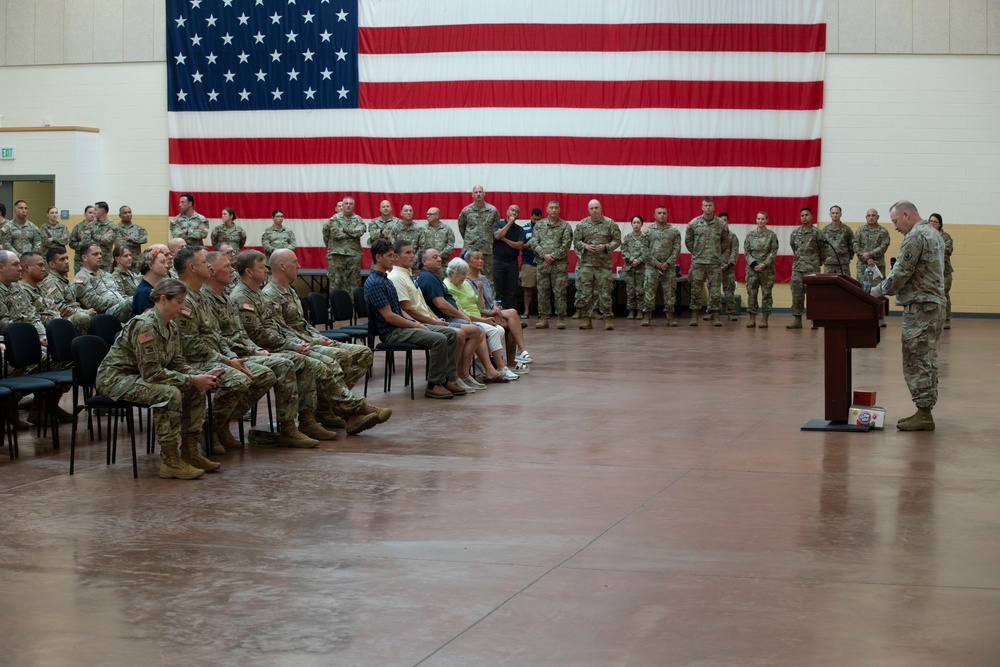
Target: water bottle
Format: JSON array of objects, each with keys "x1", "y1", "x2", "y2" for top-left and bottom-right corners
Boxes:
[{"x1": 862, "y1": 265, "x2": 875, "y2": 292}]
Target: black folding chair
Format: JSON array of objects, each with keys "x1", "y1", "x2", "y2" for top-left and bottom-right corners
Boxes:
[
  {"x1": 0, "y1": 385, "x2": 18, "y2": 459},
  {"x1": 362, "y1": 305, "x2": 428, "y2": 400},
  {"x1": 89, "y1": 314, "x2": 123, "y2": 348},
  {"x1": 0, "y1": 323, "x2": 61, "y2": 451},
  {"x1": 329, "y1": 289, "x2": 368, "y2": 342},
  {"x1": 305, "y1": 292, "x2": 352, "y2": 343}
]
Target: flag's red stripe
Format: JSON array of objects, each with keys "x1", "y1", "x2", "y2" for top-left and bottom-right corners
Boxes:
[
  {"x1": 359, "y1": 23, "x2": 826, "y2": 54},
  {"x1": 169, "y1": 136, "x2": 821, "y2": 169},
  {"x1": 169, "y1": 191, "x2": 818, "y2": 227},
  {"x1": 358, "y1": 80, "x2": 823, "y2": 111}
]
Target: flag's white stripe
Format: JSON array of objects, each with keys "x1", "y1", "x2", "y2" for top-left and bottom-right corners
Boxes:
[
  {"x1": 170, "y1": 164, "x2": 819, "y2": 199},
  {"x1": 167, "y1": 108, "x2": 823, "y2": 141},
  {"x1": 359, "y1": 0, "x2": 825, "y2": 27},
  {"x1": 359, "y1": 51, "x2": 824, "y2": 84}
]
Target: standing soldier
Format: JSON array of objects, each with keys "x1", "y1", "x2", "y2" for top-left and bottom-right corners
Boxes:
[
  {"x1": 457, "y1": 185, "x2": 500, "y2": 286},
  {"x1": 116, "y1": 204, "x2": 148, "y2": 262},
  {"x1": 39, "y1": 206, "x2": 70, "y2": 253},
  {"x1": 870, "y1": 201, "x2": 945, "y2": 431},
  {"x1": 641, "y1": 205, "x2": 682, "y2": 327},
  {"x1": 685, "y1": 197, "x2": 730, "y2": 326},
  {"x1": 388, "y1": 204, "x2": 424, "y2": 272},
  {"x1": 421, "y1": 207, "x2": 455, "y2": 278},
  {"x1": 91, "y1": 202, "x2": 119, "y2": 271},
  {"x1": 260, "y1": 209, "x2": 296, "y2": 264},
  {"x1": 786, "y1": 207, "x2": 824, "y2": 329},
  {"x1": 96, "y1": 279, "x2": 223, "y2": 479},
  {"x1": 928, "y1": 213, "x2": 953, "y2": 329},
  {"x1": 718, "y1": 213, "x2": 741, "y2": 321},
  {"x1": 72, "y1": 242, "x2": 132, "y2": 322},
  {"x1": 169, "y1": 193, "x2": 209, "y2": 247},
  {"x1": 68, "y1": 205, "x2": 97, "y2": 272},
  {"x1": 619, "y1": 215, "x2": 646, "y2": 320},
  {"x1": 211, "y1": 207, "x2": 246, "y2": 251},
  {"x1": 0, "y1": 200, "x2": 42, "y2": 255},
  {"x1": 854, "y1": 208, "x2": 892, "y2": 286},
  {"x1": 743, "y1": 212, "x2": 779, "y2": 328},
  {"x1": 822, "y1": 205, "x2": 855, "y2": 275},
  {"x1": 573, "y1": 199, "x2": 621, "y2": 331},
  {"x1": 41, "y1": 246, "x2": 96, "y2": 334},
  {"x1": 368, "y1": 200, "x2": 399, "y2": 246},
  {"x1": 533, "y1": 200, "x2": 574, "y2": 330},
  {"x1": 323, "y1": 195, "x2": 366, "y2": 294}
]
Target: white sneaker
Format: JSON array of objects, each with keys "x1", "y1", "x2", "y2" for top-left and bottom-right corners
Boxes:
[
  {"x1": 515, "y1": 352, "x2": 533, "y2": 364},
  {"x1": 456, "y1": 378, "x2": 476, "y2": 394},
  {"x1": 465, "y1": 377, "x2": 486, "y2": 390},
  {"x1": 500, "y1": 366, "x2": 519, "y2": 381},
  {"x1": 511, "y1": 362, "x2": 530, "y2": 375}
]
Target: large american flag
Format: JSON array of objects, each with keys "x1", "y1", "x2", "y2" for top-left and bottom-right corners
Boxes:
[{"x1": 167, "y1": 0, "x2": 825, "y2": 278}]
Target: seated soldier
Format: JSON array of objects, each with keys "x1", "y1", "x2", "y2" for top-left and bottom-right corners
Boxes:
[
  {"x1": 20, "y1": 250, "x2": 91, "y2": 336},
  {"x1": 73, "y1": 242, "x2": 131, "y2": 322},
  {"x1": 41, "y1": 246, "x2": 96, "y2": 335}
]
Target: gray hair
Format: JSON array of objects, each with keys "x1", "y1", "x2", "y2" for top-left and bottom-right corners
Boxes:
[
  {"x1": 459, "y1": 246, "x2": 479, "y2": 262},
  {"x1": 446, "y1": 257, "x2": 469, "y2": 277}
]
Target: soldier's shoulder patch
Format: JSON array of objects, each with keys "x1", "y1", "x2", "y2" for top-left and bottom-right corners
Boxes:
[
  {"x1": 74, "y1": 278, "x2": 86, "y2": 284},
  {"x1": 273, "y1": 303, "x2": 281, "y2": 311},
  {"x1": 241, "y1": 302, "x2": 255, "y2": 311},
  {"x1": 903, "y1": 251, "x2": 913, "y2": 261},
  {"x1": 46, "y1": 285, "x2": 57, "y2": 294},
  {"x1": 138, "y1": 331, "x2": 154, "y2": 344},
  {"x1": 180, "y1": 308, "x2": 192, "y2": 317}
]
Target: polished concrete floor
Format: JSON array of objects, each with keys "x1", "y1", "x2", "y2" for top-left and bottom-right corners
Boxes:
[{"x1": 2, "y1": 314, "x2": 999, "y2": 666}]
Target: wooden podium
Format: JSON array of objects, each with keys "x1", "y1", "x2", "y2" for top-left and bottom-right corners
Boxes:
[{"x1": 801, "y1": 274, "x2": 883, "y2": 432}]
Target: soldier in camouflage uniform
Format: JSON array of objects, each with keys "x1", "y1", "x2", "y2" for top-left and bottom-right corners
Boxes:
[
  {"x1": 39, "y1": 206, "x2": 70, "y2": 254},
  {"x1": 0, "y1": 200, "x2": 42, "y2": 256},
  {"x1": 743, "y1": 212, "x2": 780, "y2": 328},
  {"x1": 169, "y1": 193, "x2": 210, "y2": 248},
  {"x1": 457, "y1": 185, "x2": 500, "y2": 286},
  {"x1": 211, "y1": 207, "x2": 246, "y2": 251},
  {"x1": 573, "y1": 199, "x2": 621, "y2": 330},
  {"x1": 786, "y1": 208, "x2": 825, "y2": 329},
  {"x1": 261, "y1": 209, "x2": 296, "y2": 264},
  {"x1": 72, "y1": 243, "x2": 132, "y2": 322},
  {"x1": 368, "y1": 200, "x2": 399, "y2": 246},
  {"x1": 264, "y1": 249, "x2": 378, "y2": 393},
  {"x1": 20, "y1": 251, "x2": 91, "y2": 340},
  {"x1": 111, "y1": 247, "x2": 140, "y2": 297},
  {"x1": 421, "y1": 207, "x2": 455, "y2": 278},
  {"x1": 532, "y1": 200, "x2": 574, "y2": 329},
  {"x1": 928, "y1": 213, "x2": 953, "y2": 329},
  {"x1": 96, "y1": 279, "x2": 222, "y2": 479},
  {"x1": 91, "y1": 202, "x2": 120, "y2": 272},
  {"x1": 0, "y1": 251, "x2": 51, "y2": 374},
  {"x1": 821, "y1": 205, "x2": 855, "y2": 275},
  {"x1": 853, "y1": 208, "x2": 892, "y2": 280},
  {"x1": 718, "y1": 214, "x2": 740, "y2": 321},
  {"x1": 387, "y1": 204, "x2": 424, "y2": 272},
  {"x1": 230, "y1": 250, "x2": 381, "y2": 436},
  {"x1": 202, "y1": 250, "x2": 327, "y2": 448},
  {"x1": 68, "y1": 205, "x2": 97, "y2": 272},
  {"x1": 116, "y1": 205, "x2": 148, "y2": 264},
  {"x1": 41, "y1": 247, "x2": 95, "y2": 334},
  {"x1": 684, "y1": 197, "x2": 731, "y2": 326},
  {"x1": 641, "y1": 205, "x2": 682, "y2": 327},
  {"x1": 872, "y1": 201, "x2": 946, "y2": 431},
  {"x1": 619, "y1": 216, "x2": 646, "y2": 320},
  {"x1": 323, "y1": 196, "x2": 366, "y2": 294}
]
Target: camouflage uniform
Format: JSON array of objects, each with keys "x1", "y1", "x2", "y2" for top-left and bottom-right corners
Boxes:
[
  {"x1": 89, "y1": 219, "x2": 120, "y2": 272},
  {"x1": 685, "y1": 215, "x2": 730, "y2": 313},
  {"x1": 0, "y1": 281, "x2": 51, "y2": 372},
  {"x1": 821, "y1": 223, "x2": 855, "y2": 275},
  {"x1": 788, "y1": 225, "x2": 824, "y2": 318},
  {"x1": 743, "y1": 227, "x2": 779, "y2": 315},
  {"x1": 39, "y1": 221, "x2": 70, "y2": 252},
  {"x1": 262, "y1": 279, "x2": 373, "y2": 388},
  {"x1": 457, "y1": 202, "x2": 499, "y2": 285},
  {"x1": 40, "y1": 272, "x2": 93, "y2": 334},
  {"x1": 323, "y1": 213, "x2": 366, "y2": 293},
  {"x1": 0, "y1": 220, "x2": 42, "y2": 255},
  {"x1": 261, "y1": 226, "x2": 296, "y2": 264},
  {"x1": 211, "y1": 223, "x2": 246, "y2": 251},
  {"x1": 202, "y1": 284, "x2": 305, "y2": 422},
  {"x1": 619, "y1": 230, "x2": 646, "y2": 313},
  {"x1": 175, "y1": 284, "x2": 276, "y2": 424},
  {"x1": 112, "y1": 267, "x2": 140, "y2": 298},
  {"x1": 532, "y1": 217, "x2": 573, "y2": 317},
  {"x1": 116, "y1": 221, "x2": 148, "y2": 258},
  {"x1": 170, "y1": 212, "x2": 210, "y2": 247},
  {"x1": 367, "y1": 216, "x2": 399, "y2": 246},
  {"x1": 872, "y1": 220, "x2": 946, "y2": 409},
  {"x1": 938, "y1": 229, "x2": 954, "y2": 323},
  {"x1": 422, "y1": 222, "x2": 456, "y2": 277},
  {"x1": 68, "y1": 220, "x2": 91, "y2": 271},
  {"x1": 642, "y1": 222, "x2": 682, "y2": 316},
  {"x1": 96, "y1": 308, "x2": 207, "y2": 450},
  {"x1": 721, "y1": 230, "x2": 740, "y2": 314},
  {"x1": 21, "y1": 280, "x2": 91, "y2": 337},
  {"x1": 573, "y1": 216, "x2": 621, "y2": 318},
  {"x1": 853, "y1": 224, "x2": 891, "y2": 278},
  {"x1": 230, "y1": 279, "x2": 368, "y2": 419},
  {"x1": 388, "y1": 221, "x2": 424, "y2": 271},
  {"x1": 72, "y1": 267, "x2": 132, "y2": 322}
]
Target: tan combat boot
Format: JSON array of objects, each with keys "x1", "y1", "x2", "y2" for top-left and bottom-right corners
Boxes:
[
  {"x1": 214, "y1": 422, "x2": 241, "y2": 452},
  {"x1": 276, "y1": 421, "x2": 320, "y2": 448},
  {"x1": 555, "y1": 316, "x2": 566, "y2": 329},
  {"x1": 747, "y1": 314, "x2": 757, "y2": 328},
  {"x1": 786, "y1": 316, "x2": 803, "y2": 329},
  {"x1": 317, "y1": 412, "x2": 347, "y2": 429},
  {"x1": 640, "y1": 312, "x2": 651, "y2": 327},
  {"x1": 666, "y1": 313, "x2": 677, "y2": 327},
  {"x1": 159, "y1": 442, "x2": 205, "y2": 480},
  {"x1": 535, "y1": 316, "x2": 549, "y2": 329},
  {"x1": 690, "y1": 309, "x2": 700, "y2": 326},
  {"x1": 897, "y1": 407, "x2": 935, "y2": 431},
  {"x1": 345, "y1": 412, "x2": 380, "y2": 436},
  {"x1": 626, "y1": 310, "x2": 635, "y2": 320},
  {"x1": 363, "y1": 403, "x2": 393, "y2": 424},
  {"x1": 711, "y1": 312, "x2": 722, "y2": 327},
  {"x1": 180, "y1": 434, "x2": 220, "y2": 473},
  {"x1": 571, "y1": 311, "x2": 580, "y2": 319},
  {"x1": 298, "y1": 412, "x2": 339, "y2": 440},
  {"x1": 759, "y1": 312, "x2": 769, "y2": 328},
  {"x1": 579, "y1": 317, "x2": 592, "y2": 330},
  {"x1": 604, "y1": 317, "x2": 614, "y2": 331}
]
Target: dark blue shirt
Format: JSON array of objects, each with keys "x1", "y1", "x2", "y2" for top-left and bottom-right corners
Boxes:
[
  {"x1": 416, "y1": 269, "x2": 459, "y2": 319},
  {"x1": 363, "y1": 268, "x2": 402, "y2": 340},
  {"x1": 492, "y1": 218, "x2": 525, "y2": 261},
  {"x1": 132, "y1": 279, "x2": 154, "y2": 316}
]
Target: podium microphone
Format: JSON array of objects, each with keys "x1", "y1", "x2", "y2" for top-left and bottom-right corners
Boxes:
[{"x1": 817, "y1": 238, "x2": 844, "y2": 275}]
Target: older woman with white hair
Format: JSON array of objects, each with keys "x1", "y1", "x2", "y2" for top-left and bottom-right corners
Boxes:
[
  {"x1": 445, "y1": 257, "x2": 519, "y2": 381},
  {"x1": 461, "y1": 247, "x2": 532, "y2": 371}
]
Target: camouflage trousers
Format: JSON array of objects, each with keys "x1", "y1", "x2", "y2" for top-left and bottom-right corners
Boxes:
[
  {"x1": 304, "y1": 349, "x2": 366, "y2": 417},
  {"x1": 623, "y1": 265, "x2": 645, "y2": 311},
  {"x1": 575, "y1": 265, "x2": 613, "y2": 317},
  {"x1": 65, "y1": 311, "x2": 92, "y2": 336},
  {"x1": 689, "y1": 263, "x2": 721, "y2": 312},
  {"x1": 823, "y1": 263, "x2": 851, "y2": 277},
  {"x1": 902, "y1": 302, "x2": 945, "y2": 409},
  {"x1": 190, "y1": 363, "x2": 266, "y2": 426},
  {"x1": 107, "y1": 298, "x2": 133, "y2": 323},
  {"x1": 306, "y1": 341, "x2": 372, "y2": 389},
  {"x1": 537, "y1": 262, "x2": 569, "y2": 317},
  {"x1": 643, "y1": 266, "x2": 676, "y2": 315},
  {"x1": 240, "y1": 355, "x2": 297, "y2": 422},
  {"x1": 745, "y1": 269, "x2": 775, "y2": 314},
  {"x1": 789, "y1": 269, "x2": 807, "y2": 317},
  {"x1": 944, "y1": 273, "x2": 953, "y2": 320},
  {"x1": 100, "y1": 379, "x2": 206, "y2": 451},
  {"x1": 721, "y1": 266, "x2": 737, "y2": 313},
  {"x1": 327, "y1": 255, "x2": 362, "y2": 295}
]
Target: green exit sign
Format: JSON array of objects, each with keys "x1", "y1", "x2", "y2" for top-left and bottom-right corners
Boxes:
[{"x1": 0, "y1": 147, "x2": 14, "y2": 160}]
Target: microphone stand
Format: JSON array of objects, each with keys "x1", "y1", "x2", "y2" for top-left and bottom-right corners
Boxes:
[{"x1": 818, "y1": 238, "x2": 844, "y2": 274}]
